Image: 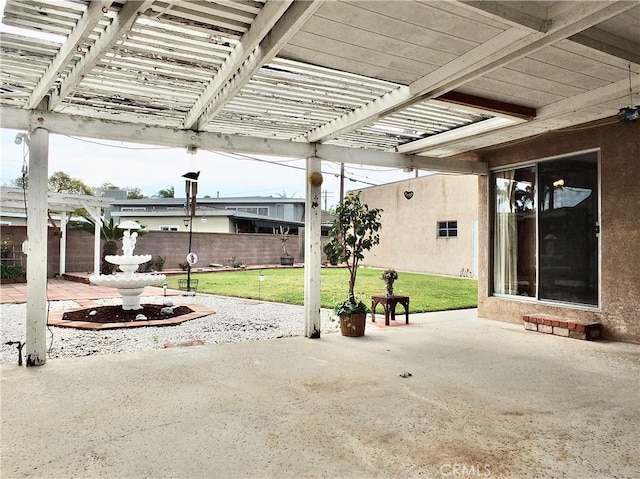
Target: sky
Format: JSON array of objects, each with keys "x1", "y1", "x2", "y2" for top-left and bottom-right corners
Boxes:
[{"x1": 1, "y1": 127, "x2": 423, "y2": 209}]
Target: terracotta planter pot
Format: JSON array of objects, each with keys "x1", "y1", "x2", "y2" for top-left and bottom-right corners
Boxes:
[{"x1": 339, "y1": 312, "x2": 366, "y2": 337}]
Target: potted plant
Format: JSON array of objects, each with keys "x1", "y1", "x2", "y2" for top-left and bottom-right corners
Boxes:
[
  {"x1": 322, "y1": 237, "x2": 343, "y2": 266},
  {"x1": 276, "y1": 226, "x2": 294, "y2": 266},
  {"x1": 381, "y1": 269, "x2": 398, "y2": 296},
  {"x1": 329, "y1": 192, "x2": 383, "y2": 337}
]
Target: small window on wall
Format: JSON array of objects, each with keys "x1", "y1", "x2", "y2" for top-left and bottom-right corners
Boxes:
[
  {"x1": 160, "y1": 225, "x2": 178, "y2": 232},
  {"x1": 438, "y1": 221, "x2": 458, "y2": 238}
]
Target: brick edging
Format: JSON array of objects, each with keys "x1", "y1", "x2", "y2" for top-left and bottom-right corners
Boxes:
[{"x1": 523, "y1": 314, "x2": 602, "y2": 340}]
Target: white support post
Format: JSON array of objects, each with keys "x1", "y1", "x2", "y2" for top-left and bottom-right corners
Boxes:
[
  {"x1": 59, "y1": 211, "x2": 67, "y2": 276},
  {"x1": 93, "y1": 213, "x2": 101, "y2": 275},
  {"x1": 25, "y1": 127, "x2": 49, "y2": 367},
  {"x1": 304, "y1": 156, "x2": 322, "y2": 338},
  {"x1": 83, "y1": 205, "x2": 102, "y2": 275}
]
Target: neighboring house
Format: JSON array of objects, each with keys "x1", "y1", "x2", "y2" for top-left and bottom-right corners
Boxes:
[
  {"x1": 356, "y1": 174, "x2": 478, "y2": 277},
  {"x1": 0, "y1": 190, "x2": 337, "y2": 275},
  {"x1": 105, "y1": 194, "x2": 333, "y2": 235}
]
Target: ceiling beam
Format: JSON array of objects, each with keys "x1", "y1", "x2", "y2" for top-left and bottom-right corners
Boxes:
[
  {"x1": 415, "y1": 76, "x2": 638, "y2": 157},
  {"x1": 183, "y1": 0, "x2": 323, "y2": 131},
  {"x1": 536, "y1": 76, "x2": 639, "y2": 120},
  {"x1": 1, "y1": 106, "x2": 486, "y2": 175},
  {"x1": 26, "y1": 1, "x2": 113, "y2": 110},
  {"x1": 315, "y1": 144, "x2": 487, "y2": 175},
  {"x1": 396, "y1": 117, "x2": 523, "y2": 155},
  {"x1": 180, "y1": 0, "x2": 294, "y2": 130},
  {"x1": 437, "y1": 92, "x2": 536, "y2": 120},
  {"x1": 569, "y1": 30, "x2": 640, "y2": 65},
  {"x1": 47, "y1": 1, "x2": 153, "y2": 111},
  {"x1": 301, "y1": 0, "x2": 637, "y2": 144}
]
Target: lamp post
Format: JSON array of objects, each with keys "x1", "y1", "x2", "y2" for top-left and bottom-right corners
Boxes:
[
  {"x1": 183, "y1": 171, "x2": 200, "y2": 295},
  {"x1": 258, "y1": 270, "x2": 265, "y2": 300}
]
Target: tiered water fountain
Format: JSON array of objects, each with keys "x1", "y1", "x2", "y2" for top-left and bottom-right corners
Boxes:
[{"x1": 89, "y1": 221, "x2": 166, "y2": 310}]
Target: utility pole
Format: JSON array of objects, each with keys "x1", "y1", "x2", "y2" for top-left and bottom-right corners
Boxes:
[
  {"x1": 321, "y1": 189, "x2": 334, "y2": 210},
  {"x1": 339, "y1": 163, "x2": 345, "y2": 204}
]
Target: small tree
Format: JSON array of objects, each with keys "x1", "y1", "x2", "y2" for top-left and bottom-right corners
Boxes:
[
  {"x1": 275, "y1": 226, "x2": 291, "y2": 257},
  {"x1": 329, "y1": 191, "x2": 382, "y2": 314}
]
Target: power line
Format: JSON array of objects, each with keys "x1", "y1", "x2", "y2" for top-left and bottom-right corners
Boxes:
[{"x1": 218, "y1": 152, "x2": 380, "y2": 186}]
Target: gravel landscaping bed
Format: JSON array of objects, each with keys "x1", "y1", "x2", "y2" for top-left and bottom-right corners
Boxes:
[{"x1": 0, "y1": 294, "x2": 338, "y2": 365}]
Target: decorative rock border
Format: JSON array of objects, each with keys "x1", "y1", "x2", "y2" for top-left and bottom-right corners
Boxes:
[
  {"x1": 523, "y1": 314, "x2": 602, "y2": 340},
  {"x1": 47, "y1": 303, "x2": 215, "y2": 330}
]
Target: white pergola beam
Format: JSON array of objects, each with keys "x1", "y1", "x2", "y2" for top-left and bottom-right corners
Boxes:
[
  {"x1": 302, "y1": 1, "x2": 637, "y2": 144},
  {"x1": 316, "y1": 144, "x2": 488, "y2": 175},
  {"x1": 1, "y1": 107, "x2": 486, "y2": 175},
  {"x1": 180, "y1": 0, "x2": 294, "y2": 130},
  {"x1": 27, "y1": 1, "x2": 112, "y2": 110},
  {"x1": 188, "y1": 0, "x2": 323, "y2": 130},
  {"x1": 48, "y1": 1, "x2": 153, "y2": 110}
]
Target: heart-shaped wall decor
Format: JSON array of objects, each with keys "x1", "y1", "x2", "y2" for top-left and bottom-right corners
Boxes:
[{"x1": 404, "y1": 190, "x2": 414, "y2": 200}]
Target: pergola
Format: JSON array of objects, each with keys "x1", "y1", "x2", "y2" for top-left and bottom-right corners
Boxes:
[
  {"x1": 0, "y1": 186, "x2": 113, "y2": 275},
  {"x1": 1, "y1": 0, "x2": 638, "y2": 366}
]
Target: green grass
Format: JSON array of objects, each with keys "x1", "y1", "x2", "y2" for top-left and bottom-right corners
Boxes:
[{"x1": 166, "y1": 267, "x2": 477, "y2": 313}]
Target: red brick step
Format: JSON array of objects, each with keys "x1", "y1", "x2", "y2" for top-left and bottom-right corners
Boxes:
[{"x1": 523, "y1": 314, "x2": 601, "y2": 340}]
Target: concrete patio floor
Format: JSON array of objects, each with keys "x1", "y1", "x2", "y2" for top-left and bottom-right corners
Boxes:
[{"x1": 1, "y1": 308, "x2": 639, "y2": 479}]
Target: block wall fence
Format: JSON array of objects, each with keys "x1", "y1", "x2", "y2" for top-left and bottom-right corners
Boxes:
[{"x1": 0, "y1": 226, "x2": 308, "y2": 276}]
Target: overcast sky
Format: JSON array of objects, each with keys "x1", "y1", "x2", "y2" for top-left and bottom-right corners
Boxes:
[{"x1": 1, "y1": 127, "x2": 422, "y2": 208}]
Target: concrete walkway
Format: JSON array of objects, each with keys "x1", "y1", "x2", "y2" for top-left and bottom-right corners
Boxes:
[{"x1": 2, "y1": 308, "x2": 639, "y2": 479}]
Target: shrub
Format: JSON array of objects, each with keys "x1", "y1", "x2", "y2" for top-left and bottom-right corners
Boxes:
[
  {"x1": 1, "y1": 264, "x2": 26, "y2": 279},
  {"x1": 152, "y1": 255, "x2": 165, "y2": 271},
  {"x1": 227, "y1": 257, "x2": 244, "y2": 268}
]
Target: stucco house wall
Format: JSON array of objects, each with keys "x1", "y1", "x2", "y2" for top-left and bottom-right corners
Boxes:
[
  {"x1": 477, "y1": 119, "x2": 640, "y2": 343},
  {"x1": 357, "y1": 174, "x2": 478, "y2": 277},
  {"x1": 127, "y1": 215, "x2": 233, "y2": 233}
]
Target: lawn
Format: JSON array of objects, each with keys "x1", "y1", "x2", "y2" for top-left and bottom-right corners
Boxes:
[{"x1": 166, "y1": 267, "x2": 477, "y2": 313}]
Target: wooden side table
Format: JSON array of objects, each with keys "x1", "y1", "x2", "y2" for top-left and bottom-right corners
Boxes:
[{"x1": 371, "y1": 295, "x2": 410, "y2": 326}]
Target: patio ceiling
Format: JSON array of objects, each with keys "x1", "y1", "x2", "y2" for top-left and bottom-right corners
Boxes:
[{"x1": 1, "y1": 1, "x2": 638, "y2": 172}]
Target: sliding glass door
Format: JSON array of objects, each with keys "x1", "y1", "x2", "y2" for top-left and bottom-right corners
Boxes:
[
  {"x1": 538, "y1": 153, "x2": 599, "y2": 305},
  {"x1": 492, "y1": 152, "x2": 599, "y2": 306},
  {"x1": 493, "y1": 166, "x2": 536, "y2": 297}
]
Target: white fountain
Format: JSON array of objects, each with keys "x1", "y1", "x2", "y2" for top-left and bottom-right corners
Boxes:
[{"x1": 89, "y1": 221, "x2": 166, "y2": 310}]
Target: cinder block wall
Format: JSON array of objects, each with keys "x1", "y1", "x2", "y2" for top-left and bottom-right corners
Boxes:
[{"x1": 1, "y1": 227, "x2": 304, "y2": 276}]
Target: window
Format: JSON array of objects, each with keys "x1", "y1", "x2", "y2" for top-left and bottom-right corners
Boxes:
[
  {"x1": 226, "y1": 206, "x2": 269, "y2": 216},
  {"x1": 492, "y1": 151, "x2": 599, "y2": 306},
  {"x1": 437, "y1": 221, "x2": 458, "y2": 238},
  {"x1": 159, "y1": 225, "x2": 178, "y2": 232}
]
